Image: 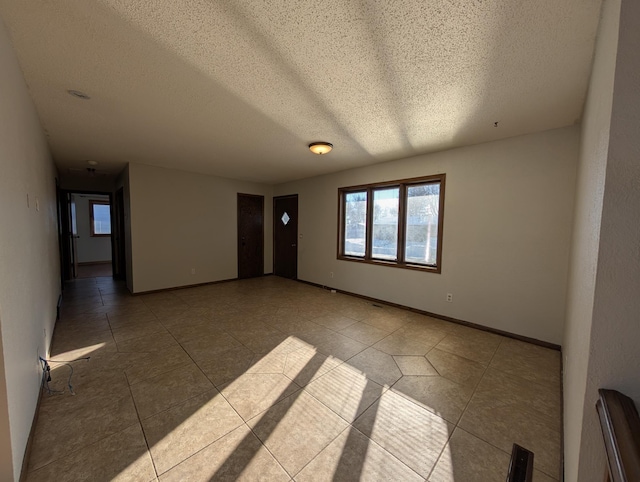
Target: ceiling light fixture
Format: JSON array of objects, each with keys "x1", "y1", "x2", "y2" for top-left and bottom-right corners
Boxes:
[
  {"x1": 309, "y1": 142, "x2": 333, "y2": 155},
  {"x1": 87, "y1": 160, "x2": 98, "y2": 166},
  {"x1": 67, "y1": 89, "x2": 91, "y2": 100}
]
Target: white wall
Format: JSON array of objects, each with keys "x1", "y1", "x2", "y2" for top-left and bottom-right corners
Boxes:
[
  {"x1": 274, "y1": 127, "x2": 579, "y2": 345},
  {"x1": 0, "y1": 19, "x2": 60, "y2": 481},
  {"x1": 565, "y1": 0, "x2": 640, "y2": 479},
  {"x1": 73, "y1": 194, "x2": 112, "y2": 263},
  {"x1": 562, "y1": 0, "x2": 620, "y2": 479},
  {"x1": 129, "y1": 163, "x2": 274, "y2": 293}
]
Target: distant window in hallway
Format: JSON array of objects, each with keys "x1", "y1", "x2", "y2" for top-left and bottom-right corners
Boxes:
[{"x1": 89, "y1": 200, "x2": 111, "y2": 236}]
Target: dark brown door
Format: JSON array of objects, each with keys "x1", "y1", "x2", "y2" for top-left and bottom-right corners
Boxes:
[
  {"x1": 273, "y1": 195, "x2": 298, "y2": 279},
  {"x1": 237, "y1": 194, "x2": 264, "y2": 279},
  {"x1": 70, "y1": 194, "x2": 79, "y2": 278},
  {"x1": 59, "y1": 189, "x2": 72, "y2": 281},
  {"x1": 113, "y1": 188, "x2": 127, "y2": 280}
]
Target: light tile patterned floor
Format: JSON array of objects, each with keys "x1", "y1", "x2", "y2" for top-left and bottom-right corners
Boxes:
[{"x1": 25, "y1": 276, "x2": 562, "y2": 481}]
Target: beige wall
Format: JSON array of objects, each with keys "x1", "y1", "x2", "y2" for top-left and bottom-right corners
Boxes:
[
  {"x1": 274, "y1": 127, "x2": 579, "y2": 345},
  {"x1": 129, "y1": 163, "x2": 273, "y2": 293},
  {"x1": 568, "y1": 0, "x2": 640, "y2": 479},
  {"x1": 0, "y1": 19, "x2": 60, "y2": 481},
  {"x1": 562, "y1": 0, "x2": 620, "y2": 479}
]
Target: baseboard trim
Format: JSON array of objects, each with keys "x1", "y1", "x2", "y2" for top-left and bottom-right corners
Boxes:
[
  {"x1": 132, "y1": 277, "x2": 238, "y2": 295},
  {"x1": 296, "y1": 279, "x2": 561, "y2": 351},
  {"x1": 77, "y1": 261, "x2": 111, "y2": 266},
  {"x1": 131, "y1": 274, "x2": 270, "y2": 295}
]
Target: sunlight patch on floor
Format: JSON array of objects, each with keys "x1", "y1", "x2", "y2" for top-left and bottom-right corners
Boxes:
[
  {"x1": 147, "y1": 332, "x2": 456, "y2": 480},
  {"x1": 47, "y1": 342, "x2": 106, "y2": 367}
]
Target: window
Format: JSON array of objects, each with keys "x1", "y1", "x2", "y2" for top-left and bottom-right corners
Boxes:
[
  {"x1": 344, "y1": 191, "x2": 367, "y2": 257},
  {"x1": 372, "y1": 187, "x2": 399, "y2": 261},
  {"x1": 89, "y1": 200, "x2": 111, "y2": 237},
  {"x1": 338, "y1": 174, "x2": 445, "y2": 272}
]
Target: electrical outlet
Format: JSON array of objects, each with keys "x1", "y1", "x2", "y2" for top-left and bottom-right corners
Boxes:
[
  {"x1": 446, "y1": 293, "x2": 453, "y2": 302},
  {"x1": 330, "y1": 272, "x2": 334, "y2": 278},
  {"x1": 191, "y1": 268, "x2": 196, "y2": 275}
]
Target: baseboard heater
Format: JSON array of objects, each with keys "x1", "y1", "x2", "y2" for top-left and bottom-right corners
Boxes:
[{"x1": 507, "y1": 444, "x2": 534, "y2": 482}]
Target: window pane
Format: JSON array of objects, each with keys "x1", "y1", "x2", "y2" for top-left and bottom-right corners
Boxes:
[
  {"x1": 372, "y1": 187, "x2": 399, "y2": 260},
  {"x1": 404, "y1": 183, "x2": 440, "y2": 265},
  {"x1": 93, "y1": 204, "x2": 111, "y2": 235},
  {"x1": 344, "y1": 191, "x2": 367, "y2": 257}
]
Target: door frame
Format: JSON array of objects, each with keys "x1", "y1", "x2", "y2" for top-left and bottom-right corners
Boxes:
[
  {"x1": 55, "y1": 178, "x2": 67, "y2": 287},
  {"x1": 272, "y1": 194, "x2": 299, "y2": 279},
  {"x1": 113, "y1": 187, "x2": 127, "y2": 280},
  {"x1": 237, "y1": 193, "x2": 265, "y2": 279},
  {"x1": 58, "y1": 189, "x2": 115, "y2": 280}
]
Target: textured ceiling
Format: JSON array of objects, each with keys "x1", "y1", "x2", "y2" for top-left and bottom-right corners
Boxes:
[{"x1": 0, "y1": 0, "x2": 602, "y2": 184}]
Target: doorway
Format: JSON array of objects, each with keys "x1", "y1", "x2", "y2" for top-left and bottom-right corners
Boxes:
[
  {"x1": 273, "y1": 194, "x2": 298, "y2": 279},
  {"x1": 237, "y1": 193, "x2": 264, "y2": 279},
  {"x1": 59, "y1": 190, "x2": 115, "y2": 280}
]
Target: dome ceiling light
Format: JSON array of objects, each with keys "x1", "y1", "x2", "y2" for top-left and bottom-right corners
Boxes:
[{"x1": 308, "y1": 142, "x2": 333, "y2": 155}]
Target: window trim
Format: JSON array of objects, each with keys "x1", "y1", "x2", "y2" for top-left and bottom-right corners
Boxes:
[
  {"x1": 337, "y1": 174, "x2": 445, "y2": 273},
  {"x1": 89, "y1": 200, "x2": 111, "y2": 237}
]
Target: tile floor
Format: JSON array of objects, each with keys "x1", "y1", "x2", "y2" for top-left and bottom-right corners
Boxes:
[
  {"x1": 75, "y1": 263, "x2": 113, "y2": 278},
  {"x1": 25, "y1": 276, "x2": 562, "y2": 481}
]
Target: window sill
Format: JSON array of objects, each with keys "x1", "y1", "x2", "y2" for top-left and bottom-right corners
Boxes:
[{"x1": 337, "y1": 255, "x2": 441, "y2": 273}]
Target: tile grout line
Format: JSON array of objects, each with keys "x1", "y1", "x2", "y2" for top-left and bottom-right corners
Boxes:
[
  {"x1": 421, "y1": 337, "x2": 502, "y2": 480},
  {"x1": 25, "y1": 421, "x2": 145, "y2": 477},
  {"x1": 126, "y1": 381, "x2": 161, "y2": 479},
  {"x1": 245, "y1": 420, "x2": 296, "y2": 480},
  {"x1": 454, "y1": 337, "x2": 503, "y2": 429},
  {"x1": 423, "y1": 344, "x2": 444, "y2": 378},
  {"x1": 424, "y1": 425, "x2": 456, "y2": 481},
  {"x1": 439, "y1": 337, "x2": 509, "y2": 478},
  {"x1": 301, "y1": 370, "x2": 386, "y2": 427},
  {"x1": 289, "y1": 422, "x2": 425, "y2": 482},
  {"x1": 400, "y1": 339, "x2": 501, "y2": 480},
  {"x1": 288, "y1": 424, "x2": 353, "y2": 480},
  {"x1": 128, "y1": 297, "x2": 254, "y2": 478}
]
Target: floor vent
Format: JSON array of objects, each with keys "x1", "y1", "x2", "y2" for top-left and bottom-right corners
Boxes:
[{"x1": 507, "y1": 444, "x2": 534, "y2": 482}]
